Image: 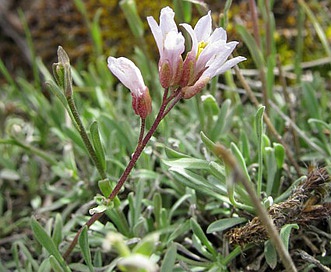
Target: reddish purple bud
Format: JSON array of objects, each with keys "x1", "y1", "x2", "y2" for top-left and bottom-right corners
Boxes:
[
  {"x1": 182, "y1": 77, "x2": 209, "y2": 99},
  {"x1": 159, "y1": 60, "x2": 172, "y2": 88},
  {"x1": 132, "y1": 87, "x2": 152, "y2": 119}
]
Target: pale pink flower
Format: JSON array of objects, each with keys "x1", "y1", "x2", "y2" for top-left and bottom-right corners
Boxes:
[
  {"x1": 180, "y1": 11, "x2": 246, "y2": 98},
  {"x1": 147, "y1": 7, "x2": 185, "y2": 88},
  {"x1": 107, "y1": 57, "x2": 152, "y2": 118}
]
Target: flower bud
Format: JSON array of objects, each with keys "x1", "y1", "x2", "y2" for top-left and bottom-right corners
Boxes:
[
  {"x1": 132, "y1": 87, "x2": 152, "y2": 119},
  {"x1": 107, "y1": 56, "x2": 152, "y2": 118},
  {"x1": 182, "y1": 77, "x2": 209, "y2": 99},
  {"x1": 53, "y1": 46, "x2": 73, "y2": 98},
  {"x1": 159, "y1": 60, "x2": 171, "y2": 88}
]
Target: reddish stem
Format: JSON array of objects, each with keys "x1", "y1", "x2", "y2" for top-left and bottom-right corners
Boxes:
[
  {"x1": 248, "y1": 0, "x2": 261, "y2": 49},
  {"x1": 137, "y1": 118, "x2": 145, "y2": 147},
  {"x1": 63, "y1": 87, "x2": 182, "y2": 260}
]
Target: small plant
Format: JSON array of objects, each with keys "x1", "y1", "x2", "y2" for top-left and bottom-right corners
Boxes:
[
  {"x1": 1, "y1": 1, "x2": 331, "y2": 271},
  {"x1": 41, "y1": 5, "x2": 246, "y2": 271}
]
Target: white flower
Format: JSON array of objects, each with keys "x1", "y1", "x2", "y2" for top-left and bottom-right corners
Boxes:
[
  {"x1": 180, "y1": 11, "x2": 246, "y2": 98},
  {"x1": 107, "y1": 57, "x2": 152, "y2": 118},
  {"x1": 147, "y1": 7, "x2": 185, "y2": 88}
]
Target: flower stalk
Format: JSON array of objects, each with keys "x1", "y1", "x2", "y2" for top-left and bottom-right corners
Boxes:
[
  {"x1": 66, "y1": 96, "x2": 107, "y2": 180},
  {"x1": 61, "y1": 6, "x2": 245, "y2": 260},
  {"x1": 63, "y1": 86, "x2": 181, "y2": 259},
  {"x1": 54, "y1": 46, "x2": 107, "y2": 180}
]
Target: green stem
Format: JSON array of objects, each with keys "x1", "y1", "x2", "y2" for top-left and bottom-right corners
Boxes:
[{"x1": 66, "y1": 96, "x2": 107, "y2": 180}]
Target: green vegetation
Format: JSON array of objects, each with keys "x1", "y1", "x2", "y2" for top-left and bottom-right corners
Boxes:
[{"x1": 1, "y1": 0, "x2": 330, "y2": 271}]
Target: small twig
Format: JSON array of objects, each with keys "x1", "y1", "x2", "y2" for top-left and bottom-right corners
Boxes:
[
  {"x1": 276, "y1": 55, "x2": 300, "y2": 156},
  {"x1": 295, "y1": 249, "x2": 331, "y2": 272},
  {"x1": 247, "y1": 0, "x2": 269, "y2": 113},
  {"x1": 215, "y1": 144, "x2": 297, "y2": 272},
  {"x1": 264, "y1": 0, "x2": 272, "y2": 57},
  {"x1": 241, "y1": 56, "x2": 331, "y2": 74},
  {"x1": 234, "y1": 65, "x2": 302, "y2": 176},
  {"x1": 248, "y1": 0, "x2": 261, "y2": 49},
  {"x1": 268, "y1": 100, "x2": 326, "y2": 156}
]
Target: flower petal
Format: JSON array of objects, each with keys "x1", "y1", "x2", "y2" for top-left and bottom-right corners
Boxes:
[
  {"x1": 163, "y1": 31, "x2": 185, "y2": 73},
  {"x1": 203, "y1": 56, "x2": 246, "y2": 78},
  {"x1": 147, "y1": 7, "x2": 178, "y2": 59},
  {"x1": 180, "y1": 23, "x2": 198, "y2": 53},
  {"x1": 194, "y1": 11, "x2": 212, "y2": 42},
  {"x1": 107, "y1": 57, "x2": 146, "y2": 97},
  {"x1": 208, "y1": 27, "x2": 227, "y2": 43},
  {"x1": 147, "y1": 16, "x2": 163, "y2": 57},
  {"x1": 159, "y1": 6, "x2": 177, "y2": 35}
]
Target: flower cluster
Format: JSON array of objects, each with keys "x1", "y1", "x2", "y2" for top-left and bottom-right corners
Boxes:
[{"x1": 108, "y1": 6, "x2": 245, "y2": 118}]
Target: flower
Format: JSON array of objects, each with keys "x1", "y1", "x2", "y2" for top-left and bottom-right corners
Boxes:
[
  {"x1": 107, "y1": 57, "x2": 152, "y2": 118},
  {"x1": 180, "y1": 11, "x2": 246, "y2": 98},
  {"x1": 147, "y1": 7, "x2": 185, "y2": 88}
]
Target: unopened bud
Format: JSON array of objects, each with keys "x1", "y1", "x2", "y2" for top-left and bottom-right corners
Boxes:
[
  {"x1": 180, "y1": 52, "x2": 195, "y2": 87},
  {"x1": 159, "y1": 61, "x2": 172, "y2": 88},
  {"x1": 132, "y1": 87, "x2": 152, "y2": 119},
  {"x1": 53, "y1": 46, "x2": 73, "y2": 98},
  {"x1": 182, "y1": 77, "x2": 209, "y2": 99}
]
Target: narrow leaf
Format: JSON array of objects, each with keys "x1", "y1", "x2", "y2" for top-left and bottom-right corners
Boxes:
[
  {"x1": 255, "y1": 105, "x2": 265, "y2": 195},
  {"x1": 91, "y1": 9, "x2": 103, "y2": 56},
  {"x1": 132, "y1": 233, "x2": 159, "y2": 256},
  {"x1": 31, "y1": 217, "x2": 69, "y2": 272},
  {"x1": 190, "y1": 218, "x2": 217, "y2": 257},
  {"x1": 280, "y1": 224, "x2": 299, "y2": 250},
  {"x1": 210, "y1": 99, "x2": 232, "y2": 141},
  {"x1": 264, "y1": 240, "x2": 277, "y2": 269},
  {"x1": 207, "y1": 218, "x2": 247, "y2": 234},
  {"x1": 200, "y1": 131, "x2": 217, "y2": 153},
  {"x1": 98, "y1": 178, "x2": 112, "y2": 198},
  {"x1": 38, "y1": 258, "x2": 52, "y2": 272},
  {"x1": 153, "y1": 193, "x2": 162, "y2": 229},
  {"x1": 90, "y1": 121, "x2": 106, "y2": 172},
  {"x1": 164, "y1": 147, "x2": 191, "y2": 159},
  {"x1": 299, "y1": 0, "x2": 331, "y2": 57},
  {"x1": 265, "y1": 147, "x2": 277, "y2": 196},
  {"x1": 79, "y1": 226, "x2": 94, "y2": 272},
  {"x1": 52, "y1": 213, "x2": 63, "y2": 248},
  {"x1": 45, "y1": 80, "x2": 68, "y2": 109},
  {"x1": 49, "y1": 255, "x2": 63, "y2": 272},
  {"x1": 236, "y1": 24, "x2": 265, "y2": 69},
  {"x1": 230, "y1": 143, "x2": 251, "y2": 183},
  {"x1": 274, "y1": 143, "x2": 285, "y2": 169},
  {"x1": 162, "y1": 158, "x2": 210, "y2": 170},
  {"x1": 160, "y1": 243, "x2": 177, "y2": 272}
]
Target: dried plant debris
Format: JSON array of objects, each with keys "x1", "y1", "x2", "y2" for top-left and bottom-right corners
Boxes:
[{"x1": 227, "y1": 167, "x2": 331, "y2": 246}]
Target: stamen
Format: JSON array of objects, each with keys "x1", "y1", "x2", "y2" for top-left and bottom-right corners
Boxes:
[{"x1": 197, "y1": 41, "x2": 208, "y2": 58}]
